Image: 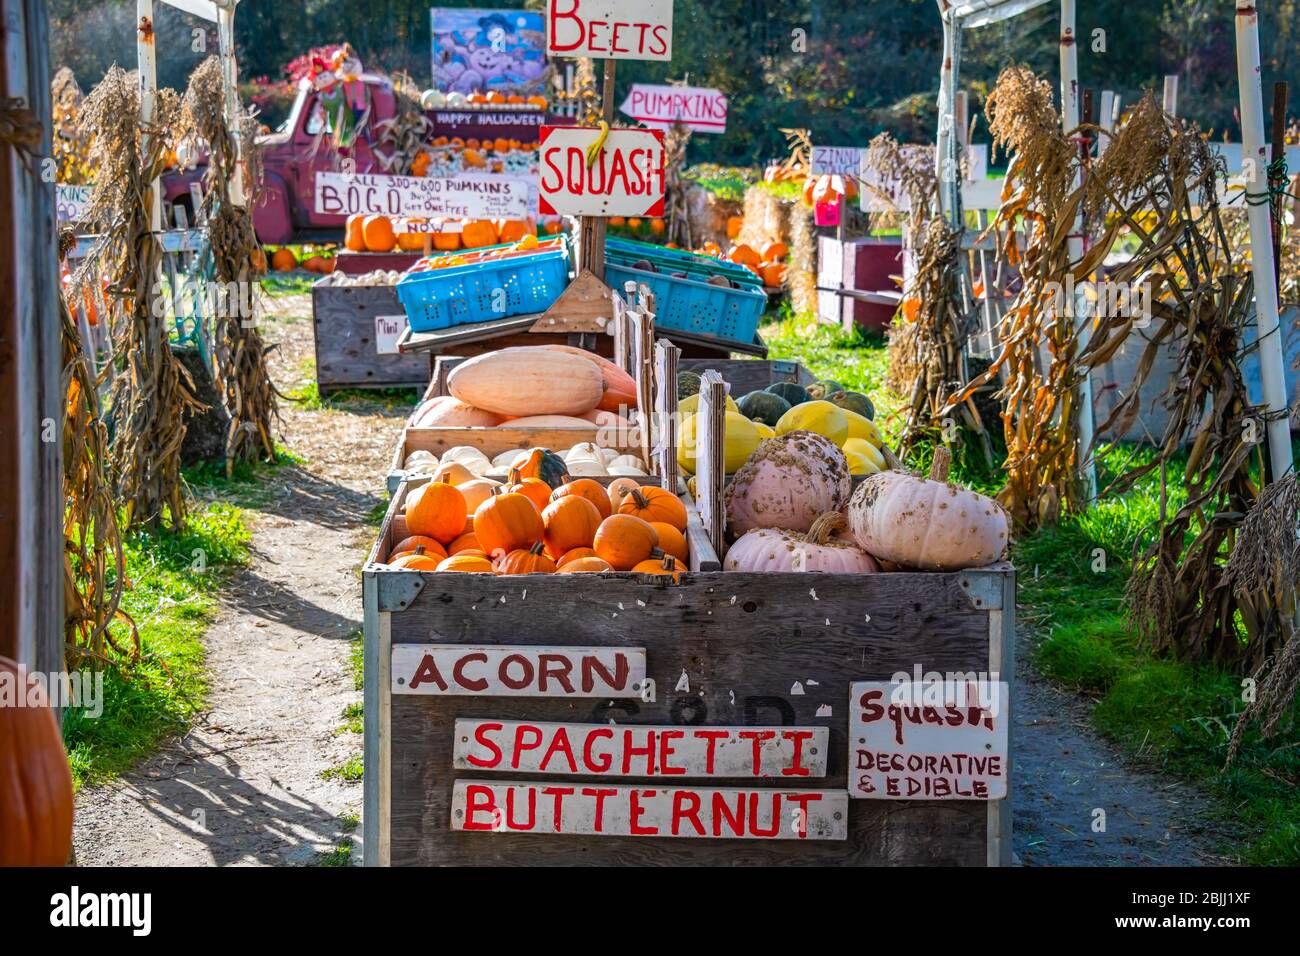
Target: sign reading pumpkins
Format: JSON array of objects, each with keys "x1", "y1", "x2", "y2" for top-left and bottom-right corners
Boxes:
[
  {"x1": 847, "y1": 679, "x2": 1009, "y2": 800},
  {"x1": 546, "y1": 0, "x2": 673, "y2": 61},
  {"x1": 619, "y1": 84, "x2": 727, "y2": 134},
  {"x1": 314, "y1": 170, "x2": 530, "y2": 220},
  {"x1": 538, "y1": 126, "x2": 666, "y2": 217}
]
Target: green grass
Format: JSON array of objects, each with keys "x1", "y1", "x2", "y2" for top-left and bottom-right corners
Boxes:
[
  {"x1": 286, "y1": 378, "x2": 418, "y2": 413},
  {"x1": 315, "y1": 812, "x2": 359, "y2": 867},
  {"x1": 322, "y1": 754, "x2": 364, "y2": 782},
  {"x1": 348, "y1": 629, "x2": 364, "y2": 692},
  {"x1": 260, "y1": 274, "x2": 317, "y2": 298},
  {"x1": 336, "y1": 702, "x2": 364, "y2": 736},
  {"x1": 759, "y1": 312, "x2": 1300, "y2": 865},
  {"x1": 63, "y1": 504, "x2": 251, "y2": 788}
]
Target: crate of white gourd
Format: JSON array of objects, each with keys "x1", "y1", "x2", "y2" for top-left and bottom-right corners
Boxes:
[{"x1": 387, "y1": 345, "x2": 651, "y2": 495}]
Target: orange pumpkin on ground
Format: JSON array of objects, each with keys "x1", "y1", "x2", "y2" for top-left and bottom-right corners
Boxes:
[
  {"x1": 542, "y1": 496, "x2": 602, "y2": 559},
  {"x1": 405, "y1": 477, "x2": 467, "y2": 543},
  {"x1": 761, "y1": 262, "x2": 786, "y2": 287},
  {"x1": 727, "y1": 244, "x2": 761, "y2": 267},
  {"x1": 550, "y1": 478, "x2": 612, "y2": 519},
  {"x1": 390, "y1": 545, "x2": 443, "y2": 570},
  {"x1": 559, "y1": 556, "x2": 614, "y2": 573},
  {"x1": 362, "y1": 214, "x2": 397, "y2": 252},
  {"x1": 556, "y1": 547, "x2": 599, "y2": 567},
  {"x1": 627, "y1": 217, "x2": 643, "y2": 230},
  {"x1": 474, "y1": 491, "x2": 544, "y2": 558},
  {"x1": 437, "y1": 553, "x2": 495, "y2": 573},
  {"x1": 761, "y1": 240, "x2": 789, "y2": 261},
  {"x1": 650, "y1": 218, "x2": 666, "y2": 234},
  {"x1": 632, "y1": 552, "x2": 686, "y2": 581},
  {"x1": 608, "y1": 216, "x2": 626, "y2": 227},
  {"x1": 497, "y1": 541, "x2": 557, "y2": 575},
  {"x1": 344, "y1": 215, "x2": 366, "y2": 251},
  {"x1": 618, "y1": 486, "x2": 688, "y2": 531},
  {"x1": 270, "y1": 247, "x2": 298, "y2": 271},
  {"x1": 649, "y1": 522, "x2": 688, "y2": 563},
  {"x1": 593, "y1": 514, "x2": 659, "y2": 571},
  {"x1": 448, "y1": 531, "x2": 483, "y2": 555},
  {"x1": 0, "y1": 655, "x2": 74, "y2": 866}
]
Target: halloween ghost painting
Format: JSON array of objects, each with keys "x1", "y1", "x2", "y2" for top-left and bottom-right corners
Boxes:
[{"x1": 430, "y1": 8, "x2": 548, "y2": 96}]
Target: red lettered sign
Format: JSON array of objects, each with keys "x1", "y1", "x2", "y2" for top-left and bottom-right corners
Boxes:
[
  {"x1": 538, "y1": 126, "x2": 665, "y2": 218},
  {"x1": 546, "y1": 0, "x2": 673, "y2": 62},
  {"x1": 391, "y1": 644, "x2": 646, "y2": 697},
  {"x1": 451, "y1": 780, "x2": 849, "y2": 840}
]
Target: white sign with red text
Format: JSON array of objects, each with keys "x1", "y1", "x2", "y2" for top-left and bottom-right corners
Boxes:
[
  {"x1": 451, "y1": 780, "x2": 848, "y2": 840},
  {"x1": 848, "y1": 680, "x2": 1008, "y2": 800},
  {"x1": 314, "y1": 171, "x2": 529, "y2": 219},
  {"x1": 619, "y1": 84, "x2": 727, "y2": 134},
  {"x1": 453, "y1": 720, "x2": 829, "y2": 778},
  {"x1": 546, "y1": 0, "x2": 673, "y2": 62},
  {"x1": 538, "y1": 125, "x2": 665, "y2": 217},
  {"x1": 391, "y1": 644, "x2": 645, "y2": 697}
]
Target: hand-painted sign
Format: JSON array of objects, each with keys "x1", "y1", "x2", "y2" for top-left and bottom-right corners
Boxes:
[
  {"x1": 451, "y1": 780, "x2": 849, "y2": 839},
  {"x1": 391, "y1": 644, "x2": 646, "y2": 697},
  {"x1": 847, "y1": 680, "x2": 1008, "y2": 800},
  {"x1": 56, "y1": 184, "x2": 93, "y2": 223},
  {"x1": 619, "y1": 84, "x2": 727, "y2": 134},
  {"x1": 314, "y1": 171, "x2": 529, "y2": 219},
  {"x1": 546, "y1": 0, "x2": 673, "y2": 62},
  {"x1": 374, "y1": 315, "x2": 407, "y2": 356},
  {"x1": 453, "y1": 720, "x2": 829, "y2": 777},
  {"x1": 811, "y1": 145, "x2": 866, "y2": 177},
  {"x1": 858, "y1": 144, "x2": 990, "y2": 212},
  {"x1": 538, "y1": 125, "x2": 665, "y2": 217}
]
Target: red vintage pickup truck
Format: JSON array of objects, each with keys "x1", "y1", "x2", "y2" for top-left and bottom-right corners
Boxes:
[{"x1": 163, "y1": 72, "x2": 554, "y2": 245}]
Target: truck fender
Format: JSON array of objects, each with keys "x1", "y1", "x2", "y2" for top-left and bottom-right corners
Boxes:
[{"x1": 253, "y1": 171, "x2": 294, "y2": 245}]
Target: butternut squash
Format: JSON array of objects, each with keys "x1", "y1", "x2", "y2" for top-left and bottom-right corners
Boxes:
[{"x1": 447, "y1": 347, "x2": 604, "y2": 417}]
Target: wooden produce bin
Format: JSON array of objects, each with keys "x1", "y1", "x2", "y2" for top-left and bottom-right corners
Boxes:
[
  {"x1": 362, "y1": 480, "x2": 1015, "y2": 866},
  {"x1": 312, "y1": 282, "x2": 431, "y2": 394}
]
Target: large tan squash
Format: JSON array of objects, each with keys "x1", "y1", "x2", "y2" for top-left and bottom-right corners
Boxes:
[
  {"x1": 448, "y1": 347, "x2": 604, "y2": 417},
  {"x1": 846, "y1": 448, "x2": 1009, "y2": 570},
  {"x1": 410, "y1": 395, "x2": 502, "y2": 428}
]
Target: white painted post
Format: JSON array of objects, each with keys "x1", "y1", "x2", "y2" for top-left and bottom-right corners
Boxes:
[
  {"x1": 936, "y1": 12, "x2": 957, "y2": 225},
  {"x1": 1060, "y1": 0, "x2": 1097, "y2": 502},
  {"x1": 1162, "y1": 74, "x2": 1179, "y2": 117},
  {"x1": 137, "y1": 0, "x2": 163, "y2": 232},
  {"x1": 1097, "y1": 90, "x2": 1116, "y2": 155},
  {"x1": 217, "y1": 1, "x2": 244, "y2": 206},
  {"x1": 1235, "y1": 1, "x2": 1294, "y2": 483}
]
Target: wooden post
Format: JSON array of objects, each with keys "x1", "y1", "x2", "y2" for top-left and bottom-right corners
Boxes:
[
  {"x1": 653, "y1": 339, "x2": 680, "y2": 492},
  {"x1": 694, "y1": 370, "x2": 726, "y2": 557},
  {"x1": 216, "y1": 1, "x2": 244, "y2": 206},
  {"x1": 630, "y1": 305, "x2": 655, "y2": 469},
  {"x1": 1162, "y1": 74, "x2": 1179, "y2": 117},
  {"x1": 578, "y1": 59, "x2": 617, "y2": 281},
  {"x1": 137, "y1": 0, "x2": 163, "y2": 232},
  {"x1": 1235, "y1": 0, "x2": 1294, "y2": 485}
]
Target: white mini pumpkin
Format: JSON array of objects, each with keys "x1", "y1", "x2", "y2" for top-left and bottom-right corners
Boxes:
[
  {"x1": 723, "y1": 512, "x2": 879, "y2": 574},
  {"x1": 846, "y1": 447, "x2": 1009, "y2": 570},
  {"x1": 724, "y1": 430, "x2": 851, "y2": 535}
]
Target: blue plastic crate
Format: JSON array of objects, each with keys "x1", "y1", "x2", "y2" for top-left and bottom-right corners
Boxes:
[
  {"x1": 606, "y1": 237, "x2": 760, "y2": 286},
  {"x1": 604, "y1": 260, "x2": 767, "y2": 345},
  {"x1": 395, "y1": 246, "x2": 571, "y2": 332}
]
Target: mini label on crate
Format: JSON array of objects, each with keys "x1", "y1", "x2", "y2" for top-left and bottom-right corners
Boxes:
[
  {"x1": 538, "y1": 126, "x2": 665, "y2": 218},
  {"x1": 546, "y1": 0, "x2": 673, "y2": 62},
  {"x1": 453, "y1": 720, "x2": 829, "y2": 777},
  {"x1": 392, "y1": 645, "x2": 646, "y2": 697},
  {"x1": 451, "y1": 780, "x2": 848, "y2": 839},
  {"x1": 847, "y1": 680, "x2": 1008, "y2": 800},
  {"x1": 314, "y1": 171, "x2": 529, "y2": 219},
  {"x1": 374, "y1": 315, "x2": 407, "y2": 355}
]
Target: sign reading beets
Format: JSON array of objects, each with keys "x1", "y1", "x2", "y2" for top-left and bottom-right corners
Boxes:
[
  {"x1": 537, "y1": 125, "x2": 665, "y2": 218},
  {"x1": 545, "y1": 0, "x2": 673, "y2": 62}
]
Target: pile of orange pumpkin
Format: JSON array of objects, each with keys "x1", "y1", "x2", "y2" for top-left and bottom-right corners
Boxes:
[
  {"x1": 268, "y1": 247, "x2": 337, "y2": 274},
  {"x1": 606, "y1": 216, "x2": 667, "y2": 238},
  {"x1": 386, "y1": 447, "x2": 690, "y2": 578},
  {"x1": 344, "y1": 214, "x2": 538, "y2": 254},
  {"x1": 696, "y1": 235, "x2": 788, "y2": 289}
]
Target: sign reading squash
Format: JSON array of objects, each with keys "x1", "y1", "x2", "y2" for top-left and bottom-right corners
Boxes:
[
  {"x1": 538, "y1": 126, "x2": 665, "y2": 218},
  {"x1": 546, "y1": 0, "x2": 673, "y2": 62}
]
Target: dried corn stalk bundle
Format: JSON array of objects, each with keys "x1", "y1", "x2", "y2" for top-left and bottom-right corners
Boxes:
[
  {"x1": 943, "y1": 66, "x2": 1091, "y2": 527},
  {"x1": 861, "y1": 131, "x2": 936, "y2": 226},
  {"x1": 663, "y1": 119, "x2": 693, "y2": 249},
  {"x1": 373, "y1": 72, "x2": 431, "y2": 175},
  {"x1": 77, "y1": 66, "x2": 199, "y2": 531},
  {"x1": 182, "y1": 58, "x2": 278, "y2": 473},
  {"x1": 51, "y1": 67, "x2": 93, "y2": 185},
  {"x1": 769, "y1": 127, "x2": 811, "y2": 184}
]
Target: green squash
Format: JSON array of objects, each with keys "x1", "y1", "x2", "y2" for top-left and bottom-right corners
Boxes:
[
  {"x1": 512, "y1": 447, "x2": 571, "y2": 489},
  {"x1": 677, "y1": 370, "x2": 703, "y2": 400},
  {"x1": 765, "y1": 381, "x2": 810, "y2": 406},
  {"x1": 737, "y1": 389, "x2": 791, "y2": 426},
  {"x1": 829, "y1": 389, "x2": 875, "y2": 420},
  {"x1": 805, "y1": 379, "x2": 844, "y2": 401}
]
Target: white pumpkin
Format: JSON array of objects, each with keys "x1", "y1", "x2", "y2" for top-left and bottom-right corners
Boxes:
[
  {"x1": 566, "y1": 459, "x2": 609, "y2": 477},
  {"x1": 442, "y1": 445, "x2": 490, "y2": 465},
  {"x1": 608, "y1": 454, "x2": 645, "y2": 470},
  {"x1": 724, "y1": 431, "x2": 851, "y2": 535},
  {"x1": 846, "y1": 447, "x2": 1009, "y2": 571},
  {"x1": 492, "y1": 449, "x2": 523, "y2": 468},
  {"x1": 606, "y1": 464, "x2": 648, "y2": 476},
  {"x1": 723, "y1": 513, "x2": 880, "y2": 574},
  {"x1": 597, "y1": 446, "x2": 620, "y2": 465},
  {"x1": 565, "y1": 442, "x2": 603, "y2": 462},
  {"x1": 403, "y1": 449, "x2": 438, "y2": 469}
]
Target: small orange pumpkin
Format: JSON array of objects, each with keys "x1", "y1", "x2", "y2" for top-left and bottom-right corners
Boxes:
[
  {"x1": 391, "y1": 534, "x2": 447, "y2": 558},
  {"x1": 497, "y1": 541, "x2": 557, "y2": 575},
  {"x1": 457, "y1": 478, "x2": 502, "y2": 512},
  {"x1": 542, "y1": 495, "x2": 602, "y2": 559},
  {"x1": 649, "y1": 522, "x2": 688, "y2": 563},
  {"x1": 0, "y1": 656, "x2": 74, "y2": 866},
  {"x1": 437, "y1": 553, "x2": 495, "y2": 573},
  {"x1": 632, "y1": 552, "x2": 686, "y2": 581},
  {"x1": 556, "y1": 546, "x2": 599, "y2": 567},
  {"x1": 593, "y1": 514, "x2": 659, "y2": 571},
  {"x1": 344, "y1": 215, "x2": 366, "y2": 251},
  {"x1": 559, "y1": 556, "x2": 615, "y2": 573},
  {"x1": 474, "y1": 490, "x2": 544, "y2": 559},
  {"x1": 618, "y1": 486, "x2": 688, "y2": 532},
  {"x1": 761, "y1": 240, "x2": 789, "y2": 261},
  {"x1": 506, "y1": 468, "x2": 553, "y2": 512},
  {"x1": 551, "y1": 478, "x2": 612, "y2": 519},
  {"x1": 447, "y1": 530, "x2": 483, "y2": 555},
  {"x1": 606, "y1": 476, "x2": 641, "y2": 513},
  {"x1": 362, "y1": 214, "x2": 397, "y2": 252},
  {"x1": 405, "y1": 476, "x2": 468, "y2": 544},
  {"x1": 390, "y1": 545, "x2": 444, "y2": 570},
  {"x1": 270, "y1": 247, "x2": 298, "y2": 271}
]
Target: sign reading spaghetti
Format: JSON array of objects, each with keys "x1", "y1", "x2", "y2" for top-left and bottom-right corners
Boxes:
[
  {"x1": 391, "y1": 644, "x2": 646, "y2": 697},
  {"x1": 314, "y1": 171, "x2": 529, "y2": 219},
  {"x1": 453, "y1": 720, "x2": 829, "y2": 777},
  {"x1": 452, "y1": 780, "x2": 848, "y2": 839},
  {"x1": 619, "y1": 84, "x2": 727, "y2": 134},
  {"x1": 546, "y1": 0, "x2": 673, "y2": 61},
  {"x1": 538, "y1": 125, "x2": 665, "y2": 217},
  {"x1": 848, "y1": 680, "x2": 1008, "y2": 800}
]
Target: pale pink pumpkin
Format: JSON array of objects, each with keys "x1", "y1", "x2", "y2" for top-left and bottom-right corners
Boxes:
[
  {"x1": 724, "y1": 430, "x2": 851, "y2": 535},
  {"x1": 846, "y1": 447, "x2": 1008, "y2": 571},
  {"x1": 410, "y1": 395, "x2": 502, "y2": 428},
  {"x1": 724, "y1": 512, "x2": 879, "y2": 573}
]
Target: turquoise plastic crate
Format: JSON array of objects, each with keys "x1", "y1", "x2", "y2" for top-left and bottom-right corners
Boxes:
[
  {"x1": 396, "y1": 245, "x2": 571, "y2": 332},
  {"x1": 604, "y1": 258, "x2": 767, "y2": 344},
  {"x1": 606, "y1": 237, "x2": 760, "y2": 286}
]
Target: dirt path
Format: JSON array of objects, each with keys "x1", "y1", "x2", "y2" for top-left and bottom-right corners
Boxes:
[{"x1": 72, "y1": 302, "x2": 403, "y2": 866}]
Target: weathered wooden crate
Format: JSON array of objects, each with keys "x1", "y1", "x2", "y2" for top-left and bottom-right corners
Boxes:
[
  {"x1": 385, "y1": 357, "x2": 816, "y2": 493},
  {"x1": 363, "y1": 480, "x2": 1014, "y2": 866},
  {"x1": 312, "y1": 283, "x2": 431, "y2": 394}
]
